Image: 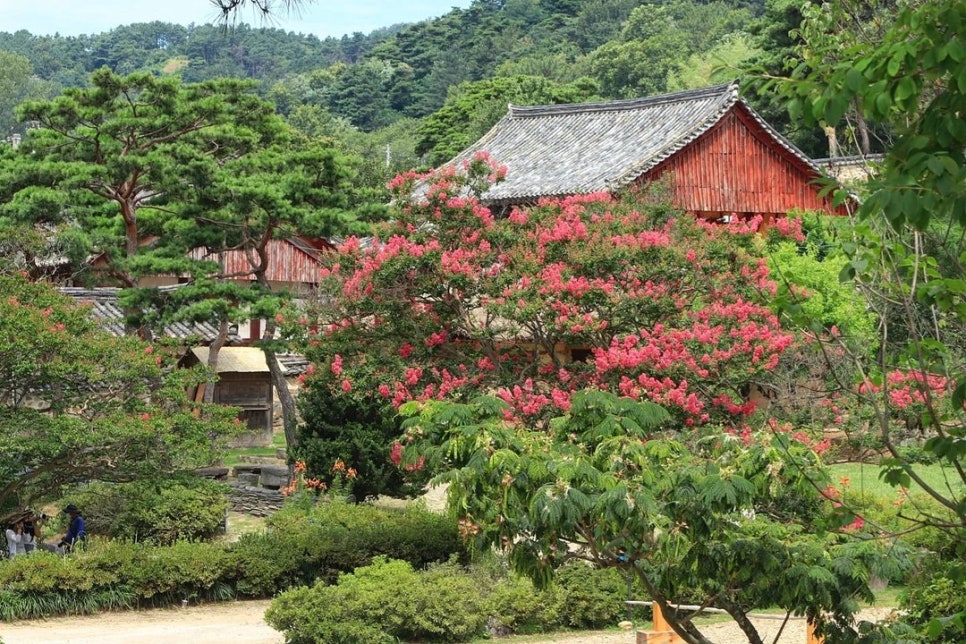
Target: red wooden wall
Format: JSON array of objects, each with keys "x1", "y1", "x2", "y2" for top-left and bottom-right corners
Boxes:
[
  {"x1": 188, "y1": 237, "x2": 333, "y2": 286},
  {"x1": 642, "y1": 104, "x2": 845, "y2": 218}
]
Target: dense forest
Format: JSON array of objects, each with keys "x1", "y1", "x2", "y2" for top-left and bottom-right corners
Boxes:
[{"x1": 0, "y1": 0, "x2": 882, "y2": 187}]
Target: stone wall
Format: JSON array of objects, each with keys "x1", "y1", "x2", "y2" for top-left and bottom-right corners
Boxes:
[
  {"x1": 229, "y1": 482, "x2": 284, "y2": 517},
  {"x1": 227, "y1": 463, "x2": 290, "y2": 516}
]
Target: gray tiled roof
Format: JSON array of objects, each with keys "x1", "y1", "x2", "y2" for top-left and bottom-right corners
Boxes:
[
  {"x1": 60, "y1": 287, "x2": 222, "y2": 341},
  {"x1": 445, "y1": 82, "x2": 819, "y2": 204}
]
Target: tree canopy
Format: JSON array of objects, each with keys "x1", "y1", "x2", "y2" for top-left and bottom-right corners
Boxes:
[
  {"x1": 0, "y1": 272, "x2": 237, "y2": 516},
  {"x1": 395, "y1": 390, "x2": 905, "y2": 644},
  {"x1": 290, "y1": 156, "x2": 807, "y2": 499}
]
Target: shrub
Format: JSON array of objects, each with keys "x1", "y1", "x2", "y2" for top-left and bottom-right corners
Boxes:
[
  {"x1": 61, "y1": 476, "x2": 229, "y2": 545},
  {"x1": 900, "y1": 560, "x2": 966, "y2": 643},
  {"x1": 483, "y1": 574, "x2": 563, "y2": 634},
  {"x1": 266, "y1": 557, "x2": 486, "y2": 644},
  {"x1": 0, "y1": 501, "x2": 464, "y2": 620},
  {"x1": 117, "y1": 540, "x2": 235, "y2": 604},
  {"x1": 231, "y1": 531, "x2": 309, "y2": 597},
  {"x1": 554, "y1": 562, "x2": 629, "y2": 629},
  {"x1": 263, "y1": 499, "x2": 467, "y2": 586},
  {"x1": 266, "y1": 555, "x2": 634, "y2": 643},
  {"x1": 0, "y1": 585, "x2": 136, "y2": 620}
]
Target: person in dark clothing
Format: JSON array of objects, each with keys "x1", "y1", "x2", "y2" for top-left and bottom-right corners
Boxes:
[{"x1": 58, "y1": 504, "x2": 86, "y2": 553}]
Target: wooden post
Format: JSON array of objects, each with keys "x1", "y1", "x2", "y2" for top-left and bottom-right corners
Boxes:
[
  {"x1": 653, "y1": 602, "x2": 672, "y2": 633},
  {"x1": 636, "y1": 603, "x2": 684, "y2": 644},
  {"x1": 807, "y1": 621, "x2": 825, "y2": 644}
]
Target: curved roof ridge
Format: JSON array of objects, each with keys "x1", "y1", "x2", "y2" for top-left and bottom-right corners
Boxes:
[{"x1": 509, "y1": 81, "x2": 738, "y2": 118}]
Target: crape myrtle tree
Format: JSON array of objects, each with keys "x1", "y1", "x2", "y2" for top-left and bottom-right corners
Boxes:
[
  {"x1": 0, "y1": 272, "x2": 238, "y2": 517},
  {"x1": 300, "y1": 154, "x2": 799, "y2": 429},
  {"x1": 293, "y1": 153, "x2": 802, "y2": 496},
  {"x1": 293, "y1": 156, "x2": 904, "y2": 642}
]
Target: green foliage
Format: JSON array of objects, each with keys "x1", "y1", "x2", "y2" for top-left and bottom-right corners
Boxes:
[
  {"x1": 0, "y1": 501, "x2": 464, "y2": 620},
  {"x1": 554, "y1": 562, "x2": 629, "y2": 629},
  {"x1": 415, "y1": 74, "x2": 600, "y2": 165},
  {"x1": 667, "y1": 33, "x2": 763, "y2": 92},
  {"x1": 398, "y1": 390, "x2": 906, "y2": 642},
  {"x1": 0, "y1": 49, "x2": 41, "y2": 136},
  {"x1": 768, "y1": 224, "x2": 878, "y2": 349},
  {"x1": 781, "y1": 1, "x2": 965, "y2": 230},
  {"x1": 482, "y1": 574, "x2": 564, "y2": 635},
  {"x1": 256, "y1": 500, "x2": 466, "y2": 589},
  {"x1": 266, "y1": 555, "x2": 632, "y2": 644},
  {"x1": 60, "y1": 477, "x2": 230, "y2": 545},
  {"x1": 0, "y1": 273, "x2": 235, "y2": 514},
  {"x1": 591, "y1": 1, "x2": 755, "y2": 98},
  {"x1": 901, "y1": 560, "x2": 966, "y2": 643},
  {"x1": 0, "y1": 584, "x2": 136, "y2": 621},
  {"x1": 294, "y1": 373, "x2": 418, "y2": 501},
  {"x1": 767, "y1": 5, "x2": 966, "y2": 636},
  {"x1": 773, "y1": 0, "x2": 966, "y2": 538}
]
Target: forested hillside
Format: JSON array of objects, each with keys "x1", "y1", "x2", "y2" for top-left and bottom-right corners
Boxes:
[{"x1": 1, "y1": 0, "x2": 882, "y2": 183}]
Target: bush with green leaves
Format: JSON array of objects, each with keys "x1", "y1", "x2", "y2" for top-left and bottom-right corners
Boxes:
[
  {"x1": 266, "y1": 556, "x2": 634, "y2": 643},
  {"x1": 60, "y1": 476, "x2": 230, "y2": 545},
  {"x1": 0, "y1": 540, "x2": 234, "y2": 619},
  {"x1": 901, "y1": 559, "x2": 966, "y2": 643},
  {"x1": 482, "y1": 574, "x2": 563, "y2": 635},
  {"x1": 554, "y1": 562, "x2": 630, "y2": 629},
  {"x1": 0, "y1": 500, "x2": 465, "y2": 621},
  {"x1": 256, "y1": 499, "x2": 467, "y2": 587},
  {"x1": 266, "y1": 557, "x2": 486, "y2": 644},
  {"x1": 294, "y1": 380, "x2": 421, "y2": 501}
]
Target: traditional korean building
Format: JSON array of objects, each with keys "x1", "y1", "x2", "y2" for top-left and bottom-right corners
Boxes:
[
  {"x1": 180, "y1": 347, "x2": 275, "y2": 446},
  {"x1": 446, "y1": 81, "x2": 847, "y2": 222}
]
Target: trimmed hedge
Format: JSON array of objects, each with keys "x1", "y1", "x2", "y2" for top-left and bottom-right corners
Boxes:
[
  {"x1": 0, "y1": 500, "x2": 466, "y2": 621},
  {"x1": 266, "y1": 556, "x2": 632, "y2": 643}
]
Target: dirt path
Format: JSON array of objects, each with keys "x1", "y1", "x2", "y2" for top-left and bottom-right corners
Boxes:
[
  {"x1": 0, "y1": 600, "x2": 282, "y2": 644},
  {"x1": 0, "y1": 600, "x2": 894, "y2": 644}
]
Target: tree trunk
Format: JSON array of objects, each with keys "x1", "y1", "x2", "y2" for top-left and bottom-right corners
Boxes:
[
  {"x1": 855, "y1": 109, "x2": 871, "y2": 156},
  {"x1": 204, "y1": 319, "x2": 230, "y2": 404},
  {"x1": 261, "y1": 317, "x2": 299, "y2": 450},
  {"x1": 632, "y1": 568, "x2": 714, "y2": 644},
  {"x1": 722, "y1": 601, "x2": 765, "y2": 644}
]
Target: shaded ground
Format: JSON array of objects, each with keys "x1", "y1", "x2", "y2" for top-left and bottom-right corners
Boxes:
[{"x1": 0, "y1": 600, "x2": 894, "y2": 644}]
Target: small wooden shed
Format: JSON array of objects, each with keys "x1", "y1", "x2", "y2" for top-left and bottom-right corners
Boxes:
[
  {"x1": 181, "y1": 347, "x2": 274, "y2": 446},
  {"x1": 445, "y1": 81, "x2": 848, "y2": 222}
]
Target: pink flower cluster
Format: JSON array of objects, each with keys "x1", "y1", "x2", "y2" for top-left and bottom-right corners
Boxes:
[{"x1": 858, "y1": 369, "x2": 949, "y2": 410}]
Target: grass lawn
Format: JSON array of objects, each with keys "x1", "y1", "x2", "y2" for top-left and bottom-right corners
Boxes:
[
  {"x1": 829, "y1": 461, "x2": 963, "y2": 500},
  {"x1": 222, "y1": 431, "x2": 287, "y2": 466}
]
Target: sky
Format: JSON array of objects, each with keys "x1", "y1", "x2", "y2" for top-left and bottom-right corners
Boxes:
[{"x1": 0, "y1": 0, "x2": 473, "y2": 39}]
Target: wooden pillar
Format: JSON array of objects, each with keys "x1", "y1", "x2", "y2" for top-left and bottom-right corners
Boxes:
[
  {"x1": 807, "y1": 621, "x2": 825, "y2": 644},
  {"x1": 653, "y1": 602, "x2": 672, "y2": 633},
  {"x1": 636, "y1": 604, "x2": 684, "y2": 644}
]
